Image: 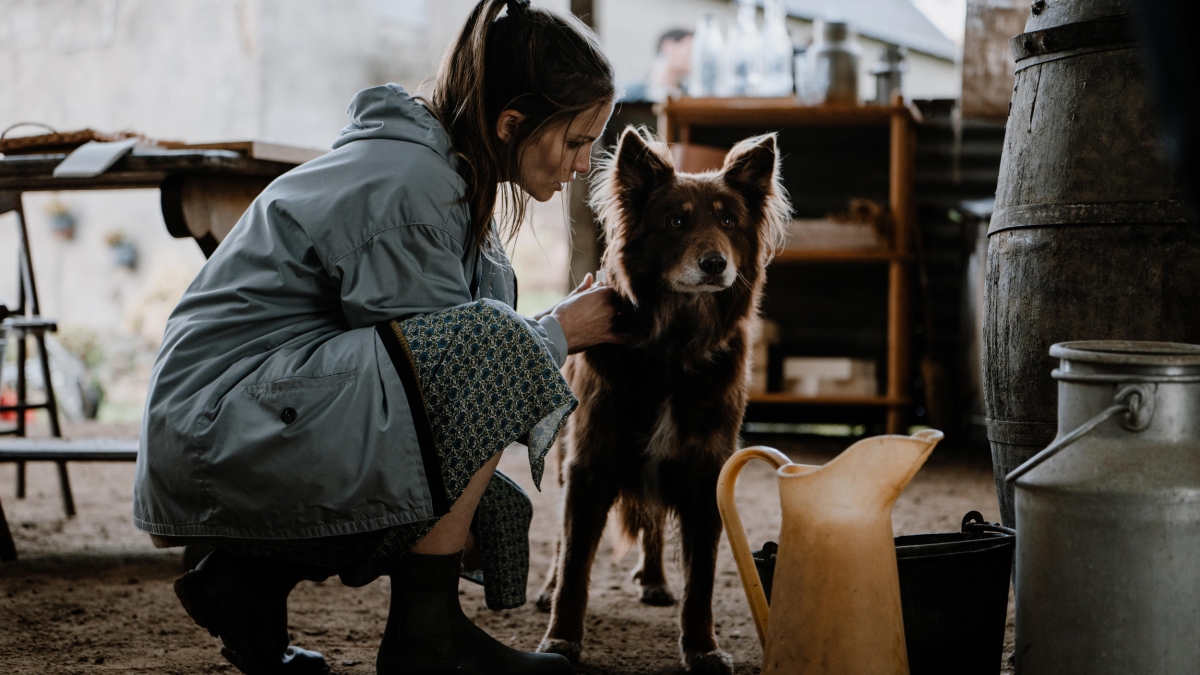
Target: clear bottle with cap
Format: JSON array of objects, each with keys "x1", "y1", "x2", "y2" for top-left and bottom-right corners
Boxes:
[
  {"x1": 809, "y1": 18, "x2": 861, "y2": 106},
  {"x1": 759, "y1": 0, "x2": 794, "y2": 97},
  {"x1": 723, "y1": 0, "x2": 763, "y2": 96},
  {"x1": 690, "y1": 14, "x2": 725, "y2": 97}
]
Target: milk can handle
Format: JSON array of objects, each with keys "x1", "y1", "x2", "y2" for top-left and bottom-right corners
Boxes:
[
  {"x1": 1005, "y1": 384, "x2": 1154, "y2": 483},
  {"x1": 716, "y1": 446, "x2": 792, "y2": 650}
]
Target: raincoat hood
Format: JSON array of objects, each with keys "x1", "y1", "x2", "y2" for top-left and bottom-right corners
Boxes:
[{"x1": 332, "y1": 84, "x2": 453, "y2": 161}]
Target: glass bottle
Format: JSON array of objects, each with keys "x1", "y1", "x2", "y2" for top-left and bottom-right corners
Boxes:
[
  {"x1": 759, "y1": 0, "x2": 794, "y2": 97},
  {"x1": 690, "y1": 14, "x2": 725, "y2": 97},
  {"x1": 723, "y1": 0, "x2": 763, "y2": 97}
]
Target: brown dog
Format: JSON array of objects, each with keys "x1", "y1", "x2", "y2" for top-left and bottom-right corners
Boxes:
[{"x1": 536, "y1": 127, "x2": 789, "y2": 673}]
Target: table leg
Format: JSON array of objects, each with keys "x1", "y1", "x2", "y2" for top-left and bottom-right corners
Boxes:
[
  {"x1": 56, "y1": 463, "x2": 74, "y2": 517},
  {"x1": 0, "y1": 495, "x2": 16, "y2": 562}
]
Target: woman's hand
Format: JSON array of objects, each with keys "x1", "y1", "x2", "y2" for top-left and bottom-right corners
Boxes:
[{"x1": 544, "y1": 273, "x2": 624, "y2": 354}]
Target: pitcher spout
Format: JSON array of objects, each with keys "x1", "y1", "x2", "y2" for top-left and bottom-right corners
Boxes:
[{"x1": 791, "y1": 429, "x2": 944, "y2": 512}]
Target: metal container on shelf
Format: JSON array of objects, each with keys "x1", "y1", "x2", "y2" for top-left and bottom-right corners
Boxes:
[
  {"x1": 870, "y1": 44, "x2": 906, "y2": 105},
  {"x1": 1008, "y1": 341, "x2": 1200, "y2": 675},
  {"x1": 808, "y1": 19, "x2": 860, "y2": 105}
]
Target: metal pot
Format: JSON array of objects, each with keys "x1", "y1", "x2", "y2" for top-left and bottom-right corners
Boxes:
[{"x1": 1008, "y1": 340, "x2": 1200, "y2": 674}]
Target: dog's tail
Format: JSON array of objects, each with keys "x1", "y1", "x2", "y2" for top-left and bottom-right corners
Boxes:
[{"x1": 607, "y1": 496, "x2": 666, "y2": 562}]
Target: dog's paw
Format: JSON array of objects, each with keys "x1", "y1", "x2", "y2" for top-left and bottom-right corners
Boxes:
[
  {"x1": 683, "y1": 648, "x2": 734, "y2": 675},
  {"x1": 537, "y1": 638, "x2": 582, "y2": 664},
  {"x1": 639, "y1": 583, "x2": 676, "y2": 606},
  {"x1": 534, "y1": 591, "x2": 553, "y2": 613}
]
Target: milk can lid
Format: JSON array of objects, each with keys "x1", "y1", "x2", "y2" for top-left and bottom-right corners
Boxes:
[{"x1": 1050, "y1": 340, "x2": 1200, "y2": 367}]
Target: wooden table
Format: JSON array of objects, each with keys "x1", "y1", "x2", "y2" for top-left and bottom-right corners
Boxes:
[{"x1": 0, "y1": 142, "x2": 319, "y2": 256}]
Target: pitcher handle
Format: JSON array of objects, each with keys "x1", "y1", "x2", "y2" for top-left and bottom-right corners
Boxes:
[{"x1": 717, "y1": 445, "x2": 793, "y2": 649}]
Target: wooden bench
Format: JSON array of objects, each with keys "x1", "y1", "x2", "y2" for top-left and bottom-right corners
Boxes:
[{"x1": 0, "y1": 438, "x2": 139, "y2": 562}]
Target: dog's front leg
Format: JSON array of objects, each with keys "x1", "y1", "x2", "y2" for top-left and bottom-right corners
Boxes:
[
  {"x1": 675, "y1": 470, "x2": 734, "y2": 675},
  {"x1": 537, "y1": 458, "x2": 618, "y2": 665}
]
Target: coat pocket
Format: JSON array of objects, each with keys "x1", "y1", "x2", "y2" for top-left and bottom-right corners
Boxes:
[
  {"x1": 243, "y1": 370, "x2": 358, "y2": 397},
  {"x1": 241, "y1": 370, "x2": 358, "y2": 431}
]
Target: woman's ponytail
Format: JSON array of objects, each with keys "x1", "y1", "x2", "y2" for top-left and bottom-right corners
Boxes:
[{"x1": 428, "y1": 1, "x2": 615, "y2": 252}]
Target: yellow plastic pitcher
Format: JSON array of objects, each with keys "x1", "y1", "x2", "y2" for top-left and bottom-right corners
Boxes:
[{"x1": 717, "y1": 430, "x2": 943, "y2": 675}]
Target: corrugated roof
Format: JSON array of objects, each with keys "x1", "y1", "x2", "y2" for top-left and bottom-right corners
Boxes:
[{"x1": 782, "y1": 0, "x2": 958, "y2": 61}]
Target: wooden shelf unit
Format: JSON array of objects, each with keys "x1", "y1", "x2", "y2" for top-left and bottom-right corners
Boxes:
[{"x1": 658, "y1": 97, "x2": 918, "y2": 434}]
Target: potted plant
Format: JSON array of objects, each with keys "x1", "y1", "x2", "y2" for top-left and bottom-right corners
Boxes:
[
  {"x1": 104, "y1": 230, "x2": 137, "y2": 270},
  {"x1": 45, "y1": 199, "x2": 76, "y2": 240}
]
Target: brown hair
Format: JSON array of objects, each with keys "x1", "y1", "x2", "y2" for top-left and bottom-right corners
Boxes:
[{"x1": 427, "y1": 0, "x2": 615, "y2": 251}]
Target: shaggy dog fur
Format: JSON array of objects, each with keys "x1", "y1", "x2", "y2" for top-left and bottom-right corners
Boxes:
[{"x1": 536, "y1": 127, "x2": 789, "y2": 673}]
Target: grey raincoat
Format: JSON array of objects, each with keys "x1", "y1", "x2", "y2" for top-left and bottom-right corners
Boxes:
[{"x1": 133, "y1": 84, "x2": 567, "y2": 540}]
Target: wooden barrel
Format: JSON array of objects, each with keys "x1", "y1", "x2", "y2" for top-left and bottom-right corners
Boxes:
[{"x1": 984, "y1": 0, "x2": 1198, "y2": 527}]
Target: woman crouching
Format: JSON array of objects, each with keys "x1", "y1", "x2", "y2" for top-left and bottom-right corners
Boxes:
[{"x1": 133, "y1": 2, "x2": 618, "y2": 673}]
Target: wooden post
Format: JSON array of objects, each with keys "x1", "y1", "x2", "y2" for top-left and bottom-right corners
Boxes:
[
  {"x1": 962, "y1": 0, "x2": 1030, "y2": 121},
  {"x1": 886, "y1": 103, "x2": 915, "y2": 434},
  {"x1": 570, "y1": 0, "x2": 595, "y2": 27}
]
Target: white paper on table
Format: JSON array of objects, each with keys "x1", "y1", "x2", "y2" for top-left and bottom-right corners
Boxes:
[{"x1": 52, "y1": 138, "x2": 140, "y2": 178}]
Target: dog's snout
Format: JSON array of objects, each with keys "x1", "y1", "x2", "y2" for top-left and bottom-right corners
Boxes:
[{"x1": 699, "y1": 252, "x2": 727, "y2": 275}]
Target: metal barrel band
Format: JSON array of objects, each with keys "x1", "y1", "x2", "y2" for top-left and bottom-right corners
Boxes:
[
  {"x1": 985, "y1": 418, "x2": 1058, "y2": 446},
  {"x1": 1010, "y1": 15, "x2": 1137, "y2": 61},
  {"x1": 1053, "y1": 371, "x2": 1200, "y2": 384},
  {"x1": 987, "y1": 200, "x2": 1197, "y2": 236},
  {"x1": 1005, "y1": 384, "x2": 1154, "y2": 483}
]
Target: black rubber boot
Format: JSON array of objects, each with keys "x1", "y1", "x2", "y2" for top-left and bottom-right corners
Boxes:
[
  {"x1": 376, "y1": 551, "x2": 573, "y2": 675},
  {"x1": 174, "y1": 549, "x2": 331, "y2": 675}
]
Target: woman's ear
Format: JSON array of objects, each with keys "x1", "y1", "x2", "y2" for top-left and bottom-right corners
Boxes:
[
  {"x1": 615, "y1": 127, "x2": 673, "y2": 195},
  {"x1": 723, "y1": 134, "x2": 778, "y2": 194},
  {"x1": 496, "y1": 109, "x2": 525, "y2": 144}
]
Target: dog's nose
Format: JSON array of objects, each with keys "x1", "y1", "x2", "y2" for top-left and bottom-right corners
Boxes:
[{"x1": 699, "y1": 252, "x2": 727, "y2": 275}]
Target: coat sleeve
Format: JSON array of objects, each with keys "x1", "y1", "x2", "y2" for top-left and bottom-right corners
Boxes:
[
  {"x1": 332, "y1": 223, "x2": 474, "y2": 328},
  {"x1": 478, "y1": 250, "x2": 569, "y2": 368},
  {"x1": 530, "y1": 315, "x2": 568, "y2": 367},
  {"x1": 331, "y1": 223, "x2": 570, "y2": 367}
]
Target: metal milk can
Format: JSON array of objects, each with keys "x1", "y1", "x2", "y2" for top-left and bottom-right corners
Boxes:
[{"x1": 1007, "y1": 341, "x2": 1200, "y2": 674}]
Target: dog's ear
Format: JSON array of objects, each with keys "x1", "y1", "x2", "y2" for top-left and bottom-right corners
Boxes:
[
  {"x1": 722, "y1": 134, "x2": 778, "y2": 194},
  {"x1": 615, "y1": 127, "x2": 673, "y2": 195}
]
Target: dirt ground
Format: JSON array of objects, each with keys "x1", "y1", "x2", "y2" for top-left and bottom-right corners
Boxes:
[{"x1": 0, "y1": 423, "x2": 1014, "y2": 674}]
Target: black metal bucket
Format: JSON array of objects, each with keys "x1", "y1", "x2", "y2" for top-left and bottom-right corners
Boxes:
[{"x1": 753, "y1": 511, "x2": 1014, "y2": 675}]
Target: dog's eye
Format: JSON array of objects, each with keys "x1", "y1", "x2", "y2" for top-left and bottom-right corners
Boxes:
[
  {"x1": 721, "y1": 216, "x2": 733, "y2": 226},
  {"x1": 669, "y1": 216, "x2": 683, "y2": 228}
]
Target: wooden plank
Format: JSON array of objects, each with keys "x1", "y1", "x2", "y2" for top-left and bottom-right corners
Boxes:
[
  {"x1": 660, "y1": 97, "x2": 917, "y2": 131},
  {"x1": 773, "y1": 249, "x2": 907, "y2": 263},
  {"x1": 0, "y1": 150, "x2": 293, "y2": 191},
  {"x1": 748, "y1": 394, "x2": 910, "y2": 406},
  {"x1": 0, "y1": 438, "x2": 139, "y2": 462},
  {"x1": 159, "y1": 140, "x2": 325, "y2": 165}
]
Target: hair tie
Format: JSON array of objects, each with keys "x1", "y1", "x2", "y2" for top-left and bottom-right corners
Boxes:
[{"x1": 506, "y1": 0, "x2": 531, "y2": 16}]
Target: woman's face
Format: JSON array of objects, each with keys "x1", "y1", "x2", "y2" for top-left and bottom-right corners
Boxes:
[{"x1": 499, "y1": 101, "x2": 614, "y2": 202}]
